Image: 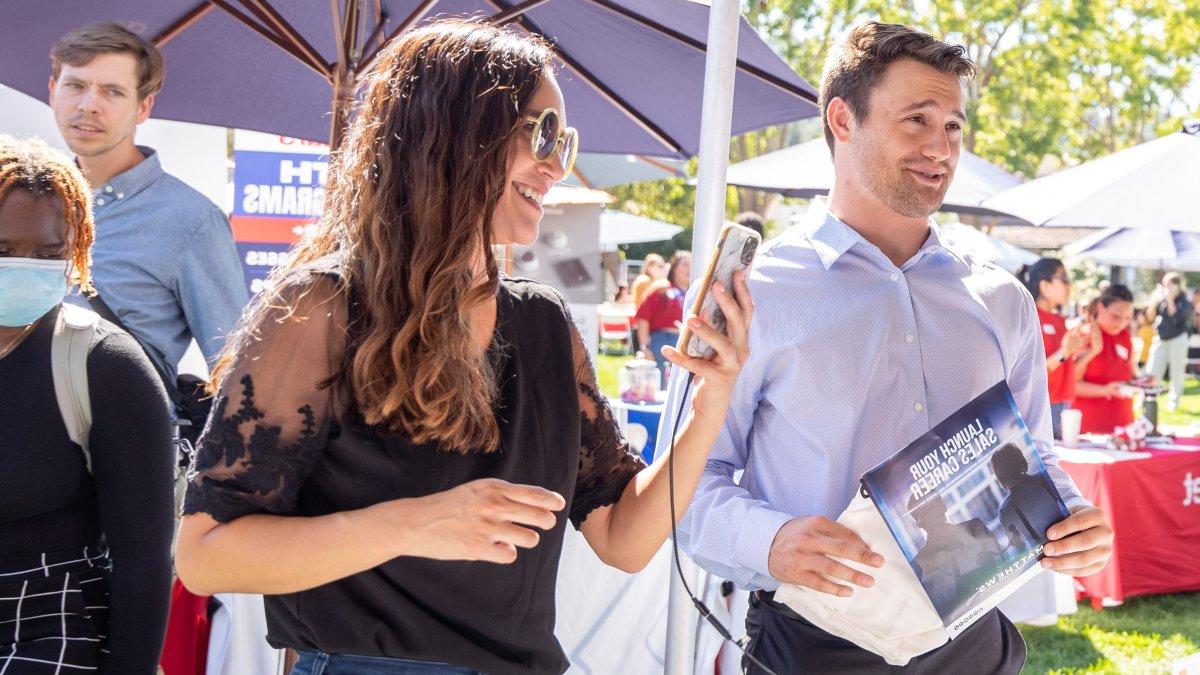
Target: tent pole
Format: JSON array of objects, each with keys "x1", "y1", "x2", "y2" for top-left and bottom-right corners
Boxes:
[{"x1": 665, "y1": 1, "x2": 740, "y2": 673}]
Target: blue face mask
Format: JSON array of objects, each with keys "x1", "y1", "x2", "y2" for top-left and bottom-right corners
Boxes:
[{"x1": 0, "y1": 257, "x2": 70, "y2": 327}]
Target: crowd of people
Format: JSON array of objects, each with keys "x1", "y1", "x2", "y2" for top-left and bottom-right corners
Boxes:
[
  {"x1": 1020, "y1": 261, "x2": 1194, "y2": 437},
  {"x1": 0, "y1": 16, "x2": 1123, "y2": 675}
]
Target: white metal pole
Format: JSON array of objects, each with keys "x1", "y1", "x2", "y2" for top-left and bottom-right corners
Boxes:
[{"x1": 664, "y1": 2, "x2": 741, "y2": 674}]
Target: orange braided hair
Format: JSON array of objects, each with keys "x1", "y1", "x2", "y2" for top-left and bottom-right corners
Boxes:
[{"x1": 0, "y1": 135, "x2": 95, "y2": 295}]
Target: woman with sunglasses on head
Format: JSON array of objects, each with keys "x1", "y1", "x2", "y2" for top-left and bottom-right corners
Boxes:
[
  {"x1": 0, "y1": 135, "x2": 173, "y2": 674},
  {"x1": 175, "y1": 20, "x2": 752, "y2": 675},
  {"x1": 1017, "y1": 258, "x2": 1091, "y2": 439}
]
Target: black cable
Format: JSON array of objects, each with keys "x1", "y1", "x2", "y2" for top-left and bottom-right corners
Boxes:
[{"x1": 668, "y1": 372, "x2": 778, "y2": 675}]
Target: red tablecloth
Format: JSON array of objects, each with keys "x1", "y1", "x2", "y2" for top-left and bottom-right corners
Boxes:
[{"x1": 1059, "y1": 441, "x2": 1200, "y2": 607}]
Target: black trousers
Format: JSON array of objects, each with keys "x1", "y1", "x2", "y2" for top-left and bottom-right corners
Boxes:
[{"x1": 742, "y1": 591, "x2": 1026, "y2": 675}]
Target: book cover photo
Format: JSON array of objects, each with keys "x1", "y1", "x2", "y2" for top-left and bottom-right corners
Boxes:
[{"x1": 860, "y1": 380, "x2": 1070, "y2": 637}]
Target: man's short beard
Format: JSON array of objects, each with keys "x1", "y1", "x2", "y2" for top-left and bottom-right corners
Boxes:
[{"x1": 852, "y1": 138, "x2": 951, "y2": 219}]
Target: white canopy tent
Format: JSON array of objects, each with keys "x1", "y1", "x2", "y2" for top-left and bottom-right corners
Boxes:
[
  {"x1": 599, "y1": 210, "x2": 684, "y2": 250},
  {"x1": 939, "y1": 222, "x2": 1038, "y2": 273},
  {"x1": 982, "y1": 122, "x2": 1200, "y2": 229},
  {"x1": 1063, "y1": 225, "x2": 1200, "y2": 271},
  {"x1": 720, "y1": 137, "x2": 1023, "y2": 217}
]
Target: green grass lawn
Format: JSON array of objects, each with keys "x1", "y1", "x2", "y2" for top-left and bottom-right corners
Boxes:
[
  {"x1": 1020, "y1": 592, "x2": 1200, "y2": 674},
  {"x1": 596, "y1": 353, "x2": 1200, "y2": 673}
]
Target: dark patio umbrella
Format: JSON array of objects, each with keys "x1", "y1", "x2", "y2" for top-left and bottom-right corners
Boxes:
[{"x1": 1, "y1": 0, "x2": 818, "y2": 151}]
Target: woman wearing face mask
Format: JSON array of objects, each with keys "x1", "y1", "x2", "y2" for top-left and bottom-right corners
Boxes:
[
  {"x1": 175, "y1": 20, "x2": 752, "y2": 675},
  {"x1": 1017, "y1": 258, "x2": 1091, "y2": 439},
  {"x1": 1073, "y1": 284, "x2": 1138, "y2": 433},
  {"x1": 0, "y1": 136, "x2": 173, "y2": 673}
]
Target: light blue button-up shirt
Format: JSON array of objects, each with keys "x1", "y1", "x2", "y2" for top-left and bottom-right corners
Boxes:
[
  {"x1": 663, "y1": 201, "x2": 1087, "y2": 592},
  {"x1": 68, "y1": 147, "x2": 248, "y2": 380}
]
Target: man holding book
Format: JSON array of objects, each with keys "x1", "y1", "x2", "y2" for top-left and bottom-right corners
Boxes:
[{"x1": 670, "y1": 22, "x2": 1113, "y2": 673}]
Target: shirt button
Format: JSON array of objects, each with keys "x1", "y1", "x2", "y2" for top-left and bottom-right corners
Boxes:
[
  {"x1": 116, "y1": 192, "x2": 124, "y2": 199},
  {"x1": 914, "y1": 402, "x2": 924, "y2": 412},
  {"x1": 104, "y1": 185, "x2": 113, "y2": 193},
  {"x1": 96, "y1": 198, "x2": 106, "y2": 205},
  {"x1": 890, "y1": 273, "x2": 900, "y2": 282},
  {"x1": 906, "y1": 334, "x2": 915, "y2": 344}
]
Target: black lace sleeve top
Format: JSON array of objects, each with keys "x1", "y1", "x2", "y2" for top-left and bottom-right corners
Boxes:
[{"x1": 182, "y1": 272, "x2": 645, "y2": 675}]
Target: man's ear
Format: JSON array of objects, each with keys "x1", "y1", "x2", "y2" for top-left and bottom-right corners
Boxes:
[
  {"x1": 135, "y1": 92, "x2": 156, "y2": 125},
  {"x1": 47, "y1": 76, "x2": 57, "y2": 105},
  {"x1": 827, "y1": 97, "x2": 856, "y2": 146}
]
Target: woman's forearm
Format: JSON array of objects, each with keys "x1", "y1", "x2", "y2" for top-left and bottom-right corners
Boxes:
[
  {"x1": 592, "y1": 404, "x2": 726, "y2": 572},
  {"x1": 1075, "y1": 381, "x2": 1112, "y2": 398},
  {"x1": 177, "y1": 501, "x2": 408, "y2": 596}
]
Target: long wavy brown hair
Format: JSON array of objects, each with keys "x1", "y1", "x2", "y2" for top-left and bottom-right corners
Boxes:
[{"x1": 214, "y1": 20, "x2": 554, "y2": 453}]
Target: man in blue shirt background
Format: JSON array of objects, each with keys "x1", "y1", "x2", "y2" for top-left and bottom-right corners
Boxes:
[
  {"x1": 49, "y1": 22, "x2": 247, "y2": 391},
  {"x1": 669, "y1": 21, "x2": 1114, "y2": 673}
]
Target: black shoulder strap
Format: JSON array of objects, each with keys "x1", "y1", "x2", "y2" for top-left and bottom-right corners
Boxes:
[{"x1": 85, "y1": 294, "x2": 184, "y2": 407}]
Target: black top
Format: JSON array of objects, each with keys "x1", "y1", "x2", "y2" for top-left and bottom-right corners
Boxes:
[
  {"x1": 0, "y1": 305, "x2": 174, "y2": 675},
  {"x1": 1156, "y1": 294, "x2": 1193, "y2": 340},
  {"x1": 183, "y1": 271, "x2": 645, "y2": 675}
]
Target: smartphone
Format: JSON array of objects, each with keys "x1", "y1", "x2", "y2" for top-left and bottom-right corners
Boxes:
[{"x1": 677, "y1": 223, "x2": 762, "y2": 360}]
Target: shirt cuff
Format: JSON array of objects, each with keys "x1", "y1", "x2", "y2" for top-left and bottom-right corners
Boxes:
[
  {"x1": 1062, "y1": 494, "x2": 1093, "y2": 511},
  {"x1": 733, "y1": 505, "x2": 794, "y2": 583}
]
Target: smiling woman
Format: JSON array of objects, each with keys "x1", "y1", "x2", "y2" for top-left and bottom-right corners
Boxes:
[{"x1": 173, "y1": 18, "x2": 753, "y2": 675}]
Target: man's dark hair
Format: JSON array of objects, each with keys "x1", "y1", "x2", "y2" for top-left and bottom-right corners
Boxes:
[
  {"x1": 818, "y1": 22, "x2": 976, "y2": 156},
  {"x1": 735, "y1": 211, "x2": 764, "y2": 237},
  {"x1": 51, "y1": 21, "x2": 164, "y2": 100}
]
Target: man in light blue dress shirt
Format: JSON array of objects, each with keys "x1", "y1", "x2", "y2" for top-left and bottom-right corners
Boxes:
[
  {"x1": 667, "y1": 22, "x2": 1113, "y2": 673},
  {"x1": 49, "y1": 23, "x2": 248, "y2": 390}
]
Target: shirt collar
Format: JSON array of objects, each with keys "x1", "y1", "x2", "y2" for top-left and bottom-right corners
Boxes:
[
  {"x1": 801, "y1": 199, "x2": 961, "y2": 272},
  {"x1": 800, "y1": 198, "x2": 867, "y2": 271},
  {"x1": 91, "y1": 146, "x2": 161, "y2": 202}
]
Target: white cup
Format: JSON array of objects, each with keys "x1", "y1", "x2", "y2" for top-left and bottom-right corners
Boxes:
[{"x1": 1061, "y1": 409, "x2": 1083, "y2": 447}]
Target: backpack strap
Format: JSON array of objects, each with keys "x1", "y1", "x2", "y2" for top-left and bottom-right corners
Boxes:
[{"x1": 51, "y1": 303, "x2": 99, "y2": 472}]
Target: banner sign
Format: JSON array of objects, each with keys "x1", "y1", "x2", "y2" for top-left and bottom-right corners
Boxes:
[{"x1": 230, "y1": 130, "x2": 328, "y2": 295}]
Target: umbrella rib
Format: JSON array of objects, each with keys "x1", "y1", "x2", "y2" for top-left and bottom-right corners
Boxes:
[
  {"x1": 210, "y1": 0, "x2": 333, "y2": 81},
  {"x1": 354, "y1": 0, "x2": 440, "y2": 77},
  {"x1": 583, "y1": 0, "x2": 817, "y2": 105},
  {"x1": 494, "y1": 0, "x2": 555, "y2": 24},
  {"x1": 483, "y1": 0, "x2": 685, "y2": 157},
  {"x1": 153, "y1": 1, "x2": 216, "y2": 48},
  {"x1": 237, "y1": 0, "x2": 332, "y2": 76},
  {"x1": 360, "y1": 1, "x2": 389, "y2": 56}
]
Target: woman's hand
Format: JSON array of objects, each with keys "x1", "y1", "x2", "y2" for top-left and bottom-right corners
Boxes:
[
  {"x1": 389, "y1": 478, "x2": 565, "y2": 564},
  {"x1": 1101, "y1": 381, "x2": 1123, "y2": 399},
  {"x1": 660, "y1": 269, "x2": 754, "y2": 422},
  {"x1": 1063, "y1": 323, "x2": 1091, "y2": 357},
  {"x1": 1084, "y1": 323, "x2": 1103, "y2": 358}
]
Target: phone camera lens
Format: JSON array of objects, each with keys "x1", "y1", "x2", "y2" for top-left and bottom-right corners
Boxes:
[{"x1": 740, "y1": 239, "x2": 757, "y2": 265}]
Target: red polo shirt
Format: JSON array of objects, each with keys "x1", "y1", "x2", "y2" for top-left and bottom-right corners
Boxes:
[{"x1": 635, "y1": 284, "x2": 686, "y2": 333}]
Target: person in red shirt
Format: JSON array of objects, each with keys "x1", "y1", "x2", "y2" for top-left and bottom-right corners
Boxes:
[
  {"x1": 1018, "y1": 258, "x2": 1091, "y2": 438},
  {"x1": 1073, "y1": 284, "x2": 1138, "y2": 433},
  {"x1": 635, "y1": 250, "x2": 691, "y2": 383}
]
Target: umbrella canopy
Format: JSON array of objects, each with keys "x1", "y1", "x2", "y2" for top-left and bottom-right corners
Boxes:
[
  {"x1": 599, "y1": 210, "x2": 682, "y2": 249},
  {"x1": 982, "y1": 122, "x2": 1200, "y2": 228},
  {"x1": 720, "y1": 137, "x2": 1023, "y2": 216},
  {"x1": 1063, "y1": 225, "x2": 1200, "y2": 271},
  {"x1": 1, "y1": 0, "x2": 818, "y2": 153},
  {"x1": 563, "y1": 153, "x2": 685, "y2": 188},
  {"x1": 939, "y1": 222, "x2": 1037, "y2": 273}
]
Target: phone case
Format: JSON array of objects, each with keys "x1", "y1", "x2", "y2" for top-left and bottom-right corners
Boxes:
[{"x1": 678, "y1": 224, "x2": 761, "y2": 359}]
